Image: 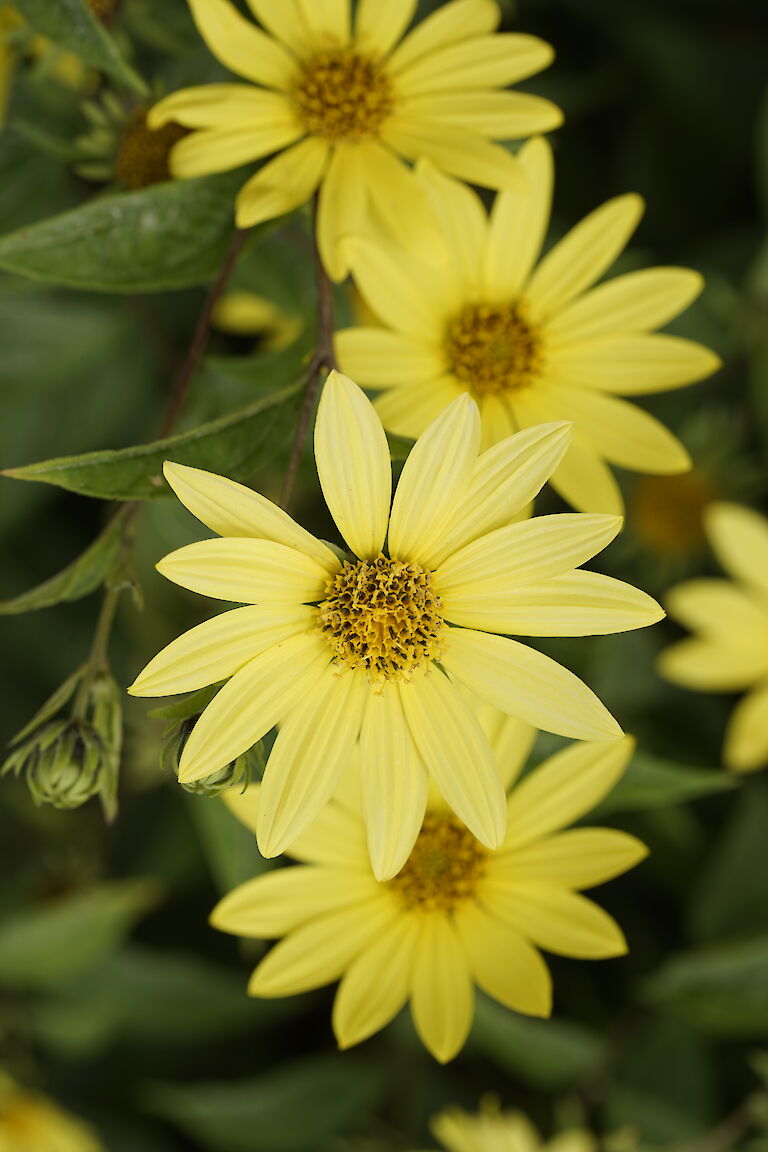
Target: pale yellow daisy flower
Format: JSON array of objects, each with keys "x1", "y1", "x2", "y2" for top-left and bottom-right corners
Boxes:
[
  {"x1": 147, "y1": 0, "x2": 562, "y2": 280},
  {"x1": 426, "y1": 1099, "x2": 595, "y2": 1152},
  {"x1": 129, "y1": 372, "x2": 662, "y2": 878},
  {"x1": 212, "y1": 729, "x2": 645, "y2": 1063},
  {"x1": 336, "y1": 137, "x2": 721, "y2": 513},
  {"x1": 659, "y1": 502, "x2": 768, "y2": 774}
]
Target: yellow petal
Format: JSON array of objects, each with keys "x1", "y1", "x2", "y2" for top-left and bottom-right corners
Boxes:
[
  {"x1": 478, "y1": 393, "x2": 517, "y2": 452},
  {"x1": 344, "y1": 236, "x2": 459, "y2": 338},
  {"x1": 483, "y1": 135, "x2": 553, "y2": 302},
  {"x1": 359, "y1": 684, "x2": 428, "y2": 881},
  {"x1": 295, "y1": 0, "x2": 350, "y2": 45},
  {"x1": 659, "y1": 638, "x2": 768, "y2": 693},
  {"x1": 547, "y1": 267, "x2": 705, "y2": 344},
  {"x1": 705, "y1": 502, "x2": 768, "y2": 597},
  {"x1": 500, "y1": 828, "x2": 648, "y2": 888},
  {"x1": 235, "y1": 136, "x2": 329, "y2": 229},
  {"x1": 388, "y1": 393, "x2": 480, "y2": 565},
  {"x1": 416, "y1": 160, "x2": 485, "y2": 293},
  {"x1": 394, "y1": 33, "x2": 554, "y2": 94},
  {"x1": 388, "y1": 0, "x2": 500, "y2": 74},
  {"x1": 178, "y1": 631, "x2": 332, "y2": 783},
  {"x1": 724, "y1": 682, "x2": 768, "y2": 774},
  {"x1": 333, "y1": 914, "x2": 419, "y2": 1049},
  {"x1": 335, "y1": 327, "x2": 445, "y2": 387},
  {"x1": 163, "y1": 461, "x2": 338, "y2": 569},
  {"x1": 503, "y1": 736, "x2": 635, "y2": 847},
  {"x1": 410, "y1": 914, "x2": 474, "y2": 1063},
  {"x1": 373, "y1": 376, "x2": 464, "y2": 437},
  {"x1": 316, "y1": 143, "x2": 368, "y2": 282},
  {"x1": 249, "y1": 899, "x2": 397, "y2": 997},
  {"x1": 256, "y1": 667, "x2": 367, "y2": 857},
  {"x1": 486, "y1": 881, "x2": 628, "y2": 958},
  {"x1": 364, "y1": 144, "x2": 445, "y2": 267},
  {"x1": 399, "y1": 668, "x2": 506, "y2": 849},
  {"x1": 170, "y1": 121, "x2": 302, "y2": 178},
  {"x1": 442, "y1": 569, "x2": 664, "y2": 637},
  {"x1": 427, "y1": 420, "x2": 572, "y2": 567},
  {"x1": 665, "y1": 578, "x2": 768, "y2": 639},
  {"x1": 354, "y1": 0, "x2": 417, "y2": 57},
  {"x1": 156, "y1": 537, "x2": 330, "y2": 604},
  {"x1": 455, "y1": 903, "x2": 551, "y2": 1016},
  {"x1": 187, "y1": 0, "x2": 299, "y2": 88},
  {"x1": 526, "y1": 194, "x2": 644, "y2": 318},
  {"x1": 149, "y1": 84, "x2": 298, "y2": 130},
  {"x1": 128, "y1": 604, "x2": 315, "y2": 696},
  {"x1": 383, "y1": 117, "x2": 523, "y2": 189},
  {"x1": 442, "y1": 628, "x2": 623, "y2": 741},
  {"x1": 314, "y1": 371, "x2": 392, "y2": 559},
  {"x1": 403, "y1": 90, "x2": 561, "y2": 136},
  {"x1": 287, "y1": 798, "x2": 370, "y2": 868},
  {"x1": 546, "y1": 334, "x2": 721, "y2": 394},
  {"x1": 210, "y1": 865, "x2": 377, "y2": 937},
  {"x1": 244, "y1": 0, "x2": 311, "y2": 55},
  {"x1": 462, "y1": 686, "x2": 536, "y2": 789}
]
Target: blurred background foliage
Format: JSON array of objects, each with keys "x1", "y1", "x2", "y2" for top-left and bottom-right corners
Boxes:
[{"x1": 0, "y1": 0, "x2": 767, "y2": 1149}]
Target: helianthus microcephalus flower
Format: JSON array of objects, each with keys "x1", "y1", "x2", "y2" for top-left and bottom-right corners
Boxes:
[
  {"x1": 659, "y1": 502, "x2": 768, "y2": 774},
  {"x1": 147, "y1": 0, "x2": 562, "y2": 280},
  {"x1": 336, "y1": 137, "x2": 721, "y2": 513},
  {"x1": 129, "y1": 372, "x2": 662, "y2": 878},
  {"x1": 212, "y1": 729, "x2": 645, "y2": 1062},
  {"x1": 425, "y1": 1099, "x2": 596, "y2": 1152}
]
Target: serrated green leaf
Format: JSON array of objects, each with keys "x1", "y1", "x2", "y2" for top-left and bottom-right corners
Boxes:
[
  {"x1": 16, "y1": 0, "x2": 147, "y2": 94},
  {"x1": 3, "y1": 379, "x2": 302, "y2": 499},
  {"x1": 593, "y1": 751, "x2": 737, "y2": 816},
  {"x1": 0, "y1": 172, "x2": 244, "y2": 293},
  {"x1": 0, "y1": 879, "x2": 161, "y2": 988}
]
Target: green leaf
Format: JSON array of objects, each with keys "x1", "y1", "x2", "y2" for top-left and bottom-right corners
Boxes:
[
  {"x1": 0, "y1": 514, "x2": 123, "y2": 614},
  {"x1": 16, "y1": 0, "x2": 147, "y2": 94},
  {"x1": 0, "y1": 173, "x2": 244, "y2": 293},
  {"x1": 593, "y1": 750, "x2": 737, "y2": 816},
  {"x1": 143, "y1": 1056, "x2": 384, "y2": 1152},
  {"x1": 0, "y1": 879, "x2": 161, "y2": 988},
  {"x1": 469, "y1": 994, "x2": 605, "y2": 1089},
  {"x1": 645, "y1": 936, "x2": 768, "y2": 1037},
  {"x1": 3, "y1": 380, "x2": 302, "y2": 500}
]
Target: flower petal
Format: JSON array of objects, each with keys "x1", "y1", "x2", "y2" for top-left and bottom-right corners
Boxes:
[
  {"x1": 170, "y1": 122, "x2": 302, "y2": 178},
  {"x1": 665, "y1": 578, "x2": 768, "y2": 639},
  {"x1": 286, "y1": 799, "x2": 369, "y2": 868},
  {"x1": 156, "y1": 537, "x2": 331, "y2": 604},
  {"x1": 442, "y1": 628, "x2": 623, "y2": 741},
  {"x1": 387, "y1": 0, "x2": 500, "y2": 74},
  {"x1": 456, "y1": 902, "x2": 551, "y2": 1015},
  {"x1": 410, "y1": 914, "x2": 474, "y2": 1063},
  {"x1": 244, "y1": 0, "x2": 310, "y2": 55},
  {"x1": 359, "y1": 684, "x2": 429, "y2": 880},
  {"x1": 546, "y1": 334, "x2": 721, "y2": 394},
  {"x1": 383, "y1": 117, "x2": 523, "y2": 189},
  {"x1": 724, "y1": 682, "x2": 768, "y2": 774},
  {"x1": 210, "y1": 865, "x2": 377, "y2": 937},
  {"x1": 416, "y1": 160, "x2": 486, "y2": 293},
  {"x1": 333, "y1": 914, "x2": 419, "y2": 1049},
  {"x1": 178, "y1": 631, "x2": 332, "y2": 783},
  {"x1": 149, "y1": 84, "x2": 298, "y2": 130},
  {"x1": 485, "y1": 881, "x2": 628, "y2": 958},
  {"x1": 478, "y1": 394, "x2": 517, "y2": 451},
  {"x1": 705, "y1": 502, "x2": 768, "y2": 597},
  {"x1": 374, "y1": 376, "x2": 464, "y2": 437},
  {"x1": 344, "y1": 236, "x2": 459, "y2": 338},
  {"x1": 547, "y1": 267, "x2": 705, "y2": 344},
  {"x1": 187, "y1": 0, "x2": 299, "y2": 88},
  {"x1": 394, "y1": 34, "x2": 554, "y2": 94},
  {"x1": 314, "y1": 372, "x2": 392, "y2": 559},
  {"x1": 295, "y1": 0, "x2": 350, "y2": 45},
  {"x1": 355, "y1": 0, "x2": 417, "y2": 57},
  {"x1": 659, "y1": 638, "x2": 768, "y2": 693},
  {"x1": 482, "y1": 135, "x2": 553, "y2": 301},
  {"x1": 128, "y1": 604, "x2": 315, "y2": 696},
  {"x1": 316, "y1": 143, "x2": 368, "y2": 282},
  {"x1": 388, "y1": 393, "x2": 480, "y2": 565},
  {"x1": 257, "y1": 667, "x2": 367, "y2": 857},
  {"x1": 235, "y1": 136, "x2": 329, "y2": 229},
  {"x1": 163, "y1": 462, "x2": 338, "y2": 569},
  {"x1": 335, "y1": 327, "x2": 445, "y2": 387},
  {"x1": 500, "y1": 828, "x2": 648, "y2": 889},
  {"x1": 403, "y1": 90, "x2": 561, "y2": 136},
  {"x1": 400, "y1": 668, "x2": 506, "y2": 849},
  {"x1": 364, "y1": 144, "x2": 445, "y2": 266}
]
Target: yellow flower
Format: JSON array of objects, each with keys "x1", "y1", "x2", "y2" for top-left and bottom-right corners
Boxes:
[
  {"x1": 212, "y1": 729, "x2": 645, "y2": 1062},
  {"x1": 336, "y1": 138, "x2": 721, "y2": 513},
  {"x1": 211, "y1": 290, "x2": 302, "y2": 350},
  {"x1": 129, "y1": 372, "x2": 662, "y2": 878},
  {"x1": 427, "y1": 1099, "x2": 596, "y2": 1152},
  {"x1": 0, "y1": 1074, "x2": 104, "y2": 1152},
  {"x1": 659, "y1": 502, "x2": 768, "y2": 774},
  {"x1": 0, "y1": 5, "x2": 21, "y2": 124},
  {"x1": 148, "y1": 0, "x2": 562, "y2": 280}
]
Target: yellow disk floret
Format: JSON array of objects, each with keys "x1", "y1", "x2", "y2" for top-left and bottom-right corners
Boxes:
[
  {"x1": 293, "y1": 49, "x2": 394, "y2": 142},
  {"x1": 389, "y1": 814, "x2": 487, "y2": 912},
  {"x1": 446, "y1": 302, "x2": 542, "y2": 398}
]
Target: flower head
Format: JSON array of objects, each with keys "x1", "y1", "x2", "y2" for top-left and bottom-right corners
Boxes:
[
  {"x1": 336, "y1": 137, "x2": 721, "y2": 512},
  {"x1": 659, "y1": 502, "x2": 768, "y2": 773},
  {"x1": 212, "y1": 728, "x2": 645, "y2": 1062},
  {"x1": 427, "y1": 1099, "x2": 596, "y2": 1152},
  {"x1": 148, "y1": 0, "x2": 562, "y2": 279},
  {"x1": 129, "y1": 372, "x2": 662, "y2": 878}
]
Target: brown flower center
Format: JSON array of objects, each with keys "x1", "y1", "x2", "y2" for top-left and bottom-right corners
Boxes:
[
  {"x1": 317, "y1": 556, "x2": 444, "y2": 682},
  {"x1": 294, "y1": 49, "x2": 394, "y2": 141},
  {"x1": 114, "y1": 108, "x2": 188, "y2": 190},
  {"x1": 86, "y1": 0, "x2": 119, "y2": 24},
  {"x1": 446, "y1": 302, "x2": 542, "y2": 397},
  {"x1": 631, "y1": 470, "x2": 716, "y2": 557},
  {"x1": 390, "y1": 815, "x2": 487, "y2": 912}
]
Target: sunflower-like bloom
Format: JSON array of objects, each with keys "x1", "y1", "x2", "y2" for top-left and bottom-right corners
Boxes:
[
  {"x1": 336, "y1": 137, "x2": 721, "y2": 512},
  {"x1": 659, "y1": 502, "x2": 768, "y2": 774},
  {"x1": 212, "y1": 729, "x2": 645, "y2": 1062},
  {"x1": 130, "y1": 372, "x2": 662, "y2": 878},
  {"x1": 148, "y1": 0, "x2": 562, "y2": 280},
  {"x1": 426, "y1": 1100, "x2": 596, "y2": 1152}
]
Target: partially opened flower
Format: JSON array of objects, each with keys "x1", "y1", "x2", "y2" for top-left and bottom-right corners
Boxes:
[
  {"x1": 336, "y1": 137, "x2": 721, "y2": 512},
  {"x1": 212, "y1": 730, "x2": 645, "y2": 1063},
  {"x1": 426, "y1": 1099, "x2": 596, "y2": 1152},
  {"x1": 659, "y1": 502, "x2": 768, "y2": 773},
  {"x1": 148, "y1": 0, "x2": 562, "y2": 279},
  {"x1": 129, "y1": 371, "x2": 662, "y2": 878}
]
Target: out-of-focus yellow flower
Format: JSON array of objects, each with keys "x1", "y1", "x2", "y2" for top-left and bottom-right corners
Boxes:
[
  {"x1": 148, "y1": 0, "x2": 562, "y2": 280},
  {"x1": 0, "y1": 1074, "x2": 104, "y2": 1152},
  {"x1": 213, "y1": 728, "x2": 644, "y2": 1062},
  {"x1": 426, "y1": 1099, "x2": 596, "y2": 1152},
  {"x1": 336, "y1": 137, "x2": 721, "y2": 513},
  {"x1": 0, "y1": 4, "x2": 96, "y2": 116},
  {"x1": 631, "y1": 470, "x2": 717, "y2": 559},
  {"x1": 0, "y1": 5, "x2": 22, "y2": 123},
  {"x1": 659, "y1": 502, "x2": 768, "y2": 773},
  {"x1": 129, "y1": 372, "x2": 662, "y2": 879},
  {"x1": 211, "y1": 290, "x2": 303, "y2": 350}
]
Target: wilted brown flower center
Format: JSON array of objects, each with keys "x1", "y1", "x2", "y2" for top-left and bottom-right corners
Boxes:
[
  {"x1": 447, "y1": 303, "x2": 542, "y2": 397},
  {"x1": 294, "y1": 50, "x2": 394, "y2": 141},
  {"x1": 390, "y1": 815, "x2": 487, "y2": 911},
  {"x1": 115, "y1": 108, "x2": 188, "y2": 190}
]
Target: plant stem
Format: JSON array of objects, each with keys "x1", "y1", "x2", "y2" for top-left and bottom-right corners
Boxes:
[{"x1": 279, "y1": 197, "x2": 337, "y2": 511}]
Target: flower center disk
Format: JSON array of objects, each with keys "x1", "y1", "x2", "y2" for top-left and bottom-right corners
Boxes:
[
  {"x1": 294, "y1": 50, "x2": 394, "y2": 141},
  {"x1": 446, "y1": 303, "x2": 542, "y2": 397},
  {"x1": 318, "y1": 556, "x2": 444, "y2": 682},
  {"x1": 115, "y1": 109, "x2": 188, "y2": 190},
  {"x1": 390, "y1": 815, "x2": 487, "y2": 912}
]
